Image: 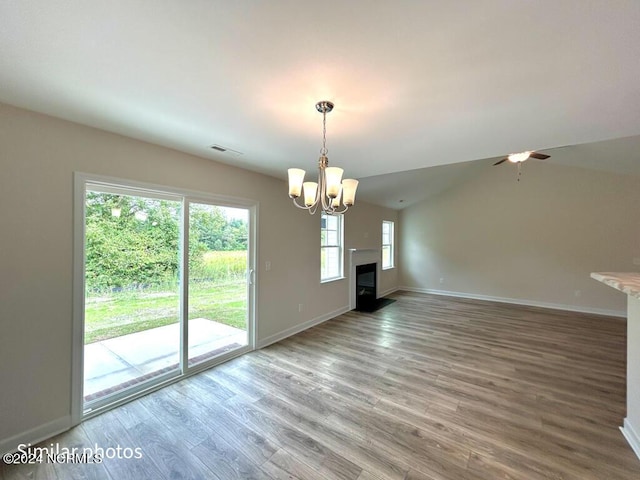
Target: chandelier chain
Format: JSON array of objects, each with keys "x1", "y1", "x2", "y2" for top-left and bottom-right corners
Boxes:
[{"x1": 320, "y1": 108, "x2": 328, "y2": 156}]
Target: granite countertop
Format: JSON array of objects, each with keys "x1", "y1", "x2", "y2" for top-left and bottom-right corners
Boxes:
[{"x1": 591, "y1": 272, "x2": 640, "y2": 299}]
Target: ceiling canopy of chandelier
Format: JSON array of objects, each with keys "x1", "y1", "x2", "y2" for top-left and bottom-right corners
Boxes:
[{"x1": 287, "y1": 101, "x2": 358, "y2": 215}]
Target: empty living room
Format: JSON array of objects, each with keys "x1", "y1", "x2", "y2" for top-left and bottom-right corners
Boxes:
[{"x1": 1, "y1": 2, "x2": 640, "y2": 479}]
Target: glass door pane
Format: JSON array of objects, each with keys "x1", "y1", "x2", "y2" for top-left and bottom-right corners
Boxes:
[
  {"x1": 187, "y1": 203, "x2": 249, "y2": 366},
  {"x1": 83, "y1": 189, "x2": 182, "y2": 406}
]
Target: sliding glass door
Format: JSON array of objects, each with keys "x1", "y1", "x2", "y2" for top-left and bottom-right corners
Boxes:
[
  {"x1": 78, "y1": 177, "x2": 255, "y2": 414},
  {"x1": 187, "y1": 203, "x2": 249, "y2": 366},
  {"x1": 83, "y1": 189, "x2": 183, "y2": 405}
]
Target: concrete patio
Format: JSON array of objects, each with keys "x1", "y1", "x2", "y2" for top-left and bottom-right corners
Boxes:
[{"x1": 84, "y1": 318, "x2": 246, "y2": 399}]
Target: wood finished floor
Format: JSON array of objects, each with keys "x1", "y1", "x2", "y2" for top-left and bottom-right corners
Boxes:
[{"x1": 3, "y1": 291, "x2": 640, "y2": 480}]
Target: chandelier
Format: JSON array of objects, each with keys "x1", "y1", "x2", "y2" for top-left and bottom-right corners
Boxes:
[{"x1": 287, "y1": 101, "x2": 358, "y2": 215}]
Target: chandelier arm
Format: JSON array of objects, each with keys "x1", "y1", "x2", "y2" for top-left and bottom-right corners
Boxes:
[
  {"x1": 318, "y1": 162, "x2": 332, "y2": 214},
  {"x1": 316, "y1": 165, "x2": 324, "y2": 209},
  {"x1": 331, "y1": 204, "x2": 349, "y2": 215},
  {"x1": 319, "y1": 159, "x2": 339, "y2": 215},
  {"x1": 322, "y1": 194, "x2": 332, "y2": 213},
  {"x1": 291, "y1": 197, "x2": 313, "y2": 210},
  {"x1": 320, "y1": 178, "x2": 330, "y2": 212}
]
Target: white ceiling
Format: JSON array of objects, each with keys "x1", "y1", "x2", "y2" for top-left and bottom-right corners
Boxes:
[{"x1": 1, "y1": 1, "x2": 640, "y2": 208}]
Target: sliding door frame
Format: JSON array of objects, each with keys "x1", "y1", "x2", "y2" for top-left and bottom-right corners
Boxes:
[{"x1": 72, "y1": 172, "x2": 258, "y2": 425}]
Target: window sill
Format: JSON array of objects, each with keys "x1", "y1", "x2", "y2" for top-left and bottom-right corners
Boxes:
[
  {"x1": 321, "y1": 276, "x2": 346, "y2": 284},
  {"x1": 382, "y1": 266, "x2": 395, "y2": 271}
]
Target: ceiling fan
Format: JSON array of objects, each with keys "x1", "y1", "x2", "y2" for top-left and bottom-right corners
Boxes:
[
  {"x1": 493, "y1": 150, "x2": 550, "y2": 166},
  {"x1": 493, "y1": 150, "x2": 551, "y2": 182}
]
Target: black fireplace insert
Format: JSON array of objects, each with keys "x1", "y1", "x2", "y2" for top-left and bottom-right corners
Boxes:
[{"x1": 356, "y1": 263, "x2": 377, "y2": 311}]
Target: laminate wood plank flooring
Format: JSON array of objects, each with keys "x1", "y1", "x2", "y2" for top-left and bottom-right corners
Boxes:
[{"x1": 3, "y1": 291, "x2": 640, "y2": 479}]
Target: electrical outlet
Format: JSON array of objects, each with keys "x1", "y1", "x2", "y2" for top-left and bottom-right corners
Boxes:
[
  {"x1": 439, "y1": 277, "x2": 445, "y2": 284},
  {"x1": 574, "y1": 290, "x2": 581, "y2": 297},
  {"x1": 265, "y1": 261, "x2": 271, "y2": 271},
  {"x1": 298, "y1": 303, "x2": 303, "y2": 312}
]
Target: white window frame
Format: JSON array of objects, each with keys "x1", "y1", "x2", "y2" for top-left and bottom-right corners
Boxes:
[
  {"x1": 321, "y1": 213, "x2": 344, "y2": 282},
  {"x1": 382, "y1": 220, "x2": 395, "y2": 270}
]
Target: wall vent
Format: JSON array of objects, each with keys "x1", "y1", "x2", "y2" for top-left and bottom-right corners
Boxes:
[{"x1": 209, "y1": 144, "x2": 243, "y2": 156}]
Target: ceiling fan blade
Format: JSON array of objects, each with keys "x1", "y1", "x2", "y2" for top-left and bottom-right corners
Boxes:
[
  {"x1": 493, "y1": 158, "x2": 508, "y2": 166},
  {"x1": 530, "y1": 152, "x2": 550, "y2": 160}
]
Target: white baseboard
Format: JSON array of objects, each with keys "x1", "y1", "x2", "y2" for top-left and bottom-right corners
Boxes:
[
  {"x1": 379, "y1": 286, "x2": 399, "y2": 297},
  {"x1": 621, "y1": 418, "x2": 640, "y2": 460},
  {"x1": 398, "y1": 286, "x2": 626, "y2": 318},
  {"x1": 257, "y1": 305, "x2": 351, "y2": 349},
  {"x1": 1, "y1": 415, "x2": 71, "y2": 456},
  {"x1": 258, "y1": 288, "x2": 400, "y2": 350}
]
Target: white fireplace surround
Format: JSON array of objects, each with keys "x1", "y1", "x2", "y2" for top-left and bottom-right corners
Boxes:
[{"x1": 349, "y1": 248, "x2": 381, "y2": 310}]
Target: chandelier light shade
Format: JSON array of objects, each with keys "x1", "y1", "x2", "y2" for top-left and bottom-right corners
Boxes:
[
  {"x1": 287, "y1": 101, "x2": 359, "y2": 215},
  {"x1": 287, "y1": 168, "x2": 305, "y2": 198}
]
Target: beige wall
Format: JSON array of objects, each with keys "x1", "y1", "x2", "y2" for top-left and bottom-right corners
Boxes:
[
  {"x1": 399, "y1": 161, "x2": 640, "y2": 315},
  {"x1": 0, "y1": 103, "x2": 398, "y2": 447}
]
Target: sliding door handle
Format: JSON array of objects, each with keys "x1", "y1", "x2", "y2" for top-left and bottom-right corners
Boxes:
[{"x1": 247, "y1": 268, "x2": 255, "y2": 285}]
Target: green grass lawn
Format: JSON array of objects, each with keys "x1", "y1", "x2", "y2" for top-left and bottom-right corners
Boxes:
[{"x1": 84, "y1": 279, "x2": 247, "y2": 344}]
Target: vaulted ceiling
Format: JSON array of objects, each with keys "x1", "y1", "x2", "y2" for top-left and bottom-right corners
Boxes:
[{"x1": 2, "y1": 1, "x2": 639, "y2": 208}]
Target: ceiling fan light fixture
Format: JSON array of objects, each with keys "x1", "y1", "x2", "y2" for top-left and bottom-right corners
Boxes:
[{"x1": 508, "y1": 151, "x2": 532, "y2": 163}]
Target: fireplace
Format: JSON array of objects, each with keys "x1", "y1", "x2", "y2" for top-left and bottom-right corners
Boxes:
[
  {"x1": 349, "y1": 249, "x2": 379, "y2": 310},
  {"x1": 356, "y1": 263, "x2": 377, "y2": 311},
  {"x1": 349, "y1": 249, "x2": 396, "y2": 312}
]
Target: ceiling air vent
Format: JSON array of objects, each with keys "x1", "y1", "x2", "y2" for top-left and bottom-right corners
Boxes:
[{"x1": 209, "y1": 144, "x2": 243, "y2": 156}]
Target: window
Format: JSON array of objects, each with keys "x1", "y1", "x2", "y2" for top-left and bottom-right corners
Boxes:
[
  {"x1": 382, "y1": 220, "x2": 394, "y2": 269},
  {"x1": 321, "y1": 213, "x2": 343, "y2": 281}
]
